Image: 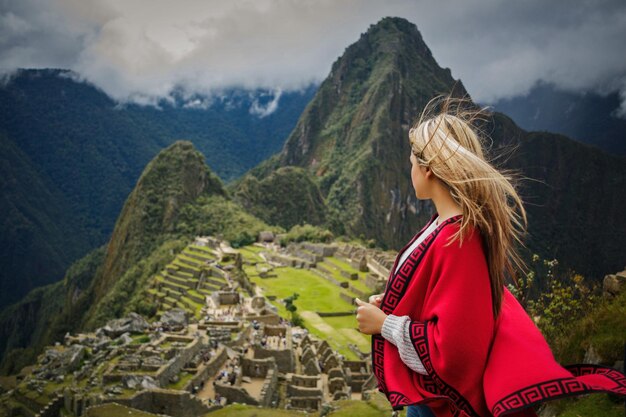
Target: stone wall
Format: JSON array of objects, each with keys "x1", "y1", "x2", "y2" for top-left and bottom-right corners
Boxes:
[
  {"x1": 254, "y1": 344, "x2": 295, "y2": 373},
  {"x1": 214, "y1": 382, "x2": 258, "y2": 406},
  {"x1": 212, "y1": 291, "x2": 239, "y2": 306},
  {"x1": 258, "y1": 367, "x2": 278, "y2": 407},
  {"x1": 348, "y1": 284, "x2": 368, "y2": 299},
  {"x1": 184, "y1": 346, "x2": 227, "y2": 392},
  {"x1": 289, "y1": 374, "x2": 320, "y2": 388},
  {"x1": 244, "y1": 312, "x2": 281, "y2": 325},
  {"x1": 288, "y1": 396, "x2": 321, "y2": 411},
  {"x1": 34, "y1": 393, "x2": 63, "y2": 417},
  {"x1": 242, "y1": 357, "x2": 273, "y2": 378},
  {"x1": 286, "y1": 385, "x2": 323, "y2": 398},
  {"x1": 117, "y1": 388, "x2": 215, "y2": 417},
  {"x1": 301, "y1": 242, "x2": 337, "y2": 257},
  {"x1": 365, "y1": 273, "x2": 385, "y2": 292},
  {"x1": 156, "y1": 338, "x2": 202, "y2": 387},
  {"x1": 227, "y1": 325, "x2": 252, "y2": 349},
  {"x1": 339, "y1": 292, "x2": 354, "y2": 304},
  {"x1": 263, "y1": 325, "x2": 287, "y2": 337}
]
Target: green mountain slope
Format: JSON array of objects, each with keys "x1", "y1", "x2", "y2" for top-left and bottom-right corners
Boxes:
[
  {"x1": 234, "y1": 17, "x2": 626, "y2": 281},
  {"x1": 0, "y1": 140, "x2": 275, "y2": 371},
  {"x1": 0, "y1": 133, "x2": 89, "y2": 308}
]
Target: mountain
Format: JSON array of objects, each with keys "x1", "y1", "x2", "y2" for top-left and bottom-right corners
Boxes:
[
  {"x1": 233, "y1": 17, "x2": 468, "y2": 245},
  {"x1": 232, "y1": 166, "x2": 327, "y2": 229},
  {"x1": 233, "y1": 17, "x2": 626, "y2": 282},
  {"x1": 0, "y1": 141, "x2": 276, "y2": 373},
  {"x1": 0, "y1": 132, "x2": 90, "y2": 308},
  {"x1": 491, "y1": 81, "x2": 626, "y2": 156},
  {"x1": 0, "y1": 69, "x2": 315, "y2": 309}
]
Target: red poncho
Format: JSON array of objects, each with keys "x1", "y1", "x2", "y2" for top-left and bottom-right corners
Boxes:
[{"x1": 372, "y1": 213, "x2": 626, "y2": 417}]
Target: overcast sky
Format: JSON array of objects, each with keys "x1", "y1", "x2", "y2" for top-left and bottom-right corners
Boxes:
[{"x1": 2, "y1": 0, "x2": 626, "y2": 114}]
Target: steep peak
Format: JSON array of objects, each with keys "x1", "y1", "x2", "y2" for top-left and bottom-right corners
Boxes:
[
  {"x1": 91, "y1": 140, "x2": 224, "y2": 300},
  {"x1": 363, "y1": 16, "x2": 432, "y2": 57},
  {"x1": 276, "y1": 16, "x2": 466, "y2": 167},
  {"x1": 329, "y1": 16, "x2": 441, "y2": 82}
]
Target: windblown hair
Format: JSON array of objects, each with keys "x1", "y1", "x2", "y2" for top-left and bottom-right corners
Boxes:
[{"x1": 409, "y1": 94, "x2": 529, "y2": 318}]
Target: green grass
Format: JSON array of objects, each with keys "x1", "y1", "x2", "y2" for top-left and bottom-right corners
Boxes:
[
  {"x1": 167, "y1": 371, "x2": 194, "y2": 390},
  {"x1": 85, "y1": 403, "x2": 159, "y2": 416},
  {"x1": 180, "y1": 296, "x2": 204, "y2": 318},
  {"x1": 318, "y1": 260, "x2": 372, "y2": 295},
  {"x1": 203, "y1": 394, "x2": 396, "y2": 417},
  {"x1": 204, "y1": 403, "x2": 308, "y2": 417},
  {"x1": 248, "y1": 265, "x2": 369, "y2": 359},
  {"x1": 239, "y1": 246, "x2": 265, "y2": 262},
  {"x1": 252, "y1": 267, "x2": 353, "y2": 313},
  {"x1": 188, "y1": 244, "x2": 216, "y2": 254},
  {"x1": 322, "y1": 315, "x2": 370, "y2": 352},
  {"x1": 325, "y1": 256, "x2": 358, "y2": 274},
  {"x1": 177, "y1": 252, "x2": 204, "y2": 266},
  {"x1": 550, "y1": 394, "x2": 625, "y2": 417}
]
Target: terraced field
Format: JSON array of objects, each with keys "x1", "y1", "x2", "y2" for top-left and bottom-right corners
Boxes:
[
  {"x1": 239, "y1": 244, "x2": 376, "y2": 360},
  {"x1": 147, "y1": 243, "x2": 230, "y2": 319}
]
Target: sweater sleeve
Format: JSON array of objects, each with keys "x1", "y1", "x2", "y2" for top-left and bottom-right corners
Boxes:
[{"x1": 381, "y1": 314, "x2": 428, "y2": 375}]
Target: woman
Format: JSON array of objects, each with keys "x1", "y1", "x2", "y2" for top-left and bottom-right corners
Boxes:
[{"x1": 355, "y1": 96, "x2": 625, "y2": 417}]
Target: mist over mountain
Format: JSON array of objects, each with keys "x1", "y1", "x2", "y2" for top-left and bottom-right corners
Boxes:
[{"x1": 491, "y1": 82, "x2": 626, "y2": 155}]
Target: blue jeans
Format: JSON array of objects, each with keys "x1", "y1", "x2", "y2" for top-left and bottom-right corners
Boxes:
[{"x1": 406, "y1": 404, "x2": 436, "y2": 417}]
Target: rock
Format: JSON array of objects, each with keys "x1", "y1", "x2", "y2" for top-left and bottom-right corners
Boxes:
[
  {"x1": 140, "y1": 376, "x2": 158, "y2": 390},
  {"x1": 161, "y1": 308, "x2": 188, "y2": 330},
  {"x1": 118, "y1": 333, "x2": 133, "y2": 345},
  {"x1": 258, "y1": 231, "x2": 275, "y2": 242},
  {"x1": 603, "y1": 272, "x2": 626, "y2": 297},
  {"x1": 241, "y1": 376, "x2": 252, "y2": 383},
  {"x1": 65, "y1": 345, "x2": 86, "y2": 371},
  {"x1": 103, "y1": 312, "x2": 149, "y2": 337},
  {"x1": 123, "y1": 375, "x2": 157, "y2": 390},
  {"x1": 583, "y1": 344, "x2": 603, "y2": 365}
]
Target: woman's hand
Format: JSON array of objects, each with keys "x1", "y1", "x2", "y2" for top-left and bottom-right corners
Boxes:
[
  {"x1": 368, "y1": 293, "x2": 384, "y2": 308},
  {"x1": 355, "y1": 297, "x2": 387, "y2": 335}
]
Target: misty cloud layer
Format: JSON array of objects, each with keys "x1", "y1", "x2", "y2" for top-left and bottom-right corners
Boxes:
[{"x1": 2, "y1": 0, "x2": 625, "y2": 114}]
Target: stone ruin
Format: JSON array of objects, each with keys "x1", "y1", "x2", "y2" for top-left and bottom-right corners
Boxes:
[{"x1": 0, "y1": 235, "x2": 380, "y2": 417}]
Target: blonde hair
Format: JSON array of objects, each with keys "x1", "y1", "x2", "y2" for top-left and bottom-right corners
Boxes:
[{"x1": 409, "y1": 95, "x2": 529, "y2": 318}]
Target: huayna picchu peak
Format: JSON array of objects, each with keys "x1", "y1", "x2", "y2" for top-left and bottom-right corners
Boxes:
[{"x1": 233, "y1": 17, "x2": 626, "y2": 284}]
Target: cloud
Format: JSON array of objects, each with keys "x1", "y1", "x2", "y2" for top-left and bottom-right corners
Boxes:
[
  {"x1": 1, "y1": 0, "x2": 625, "y2": 114},
  {"x1": 249, "y1": 89, "x2": 282, "y2": 118}
]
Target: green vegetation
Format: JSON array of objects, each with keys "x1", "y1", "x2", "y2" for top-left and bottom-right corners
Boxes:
[
  {"x1": 85, "y1": 403, "x2": 160, "y2": 417},
  {"x1": 0, "y1": 69, "x2": 313, "y2": 312},
  {"x1": 85, "y1": 239, "x2": 187, "y2": 329},
  {"x1": 547, "y1": 394, "x2": 625, "y2": 417},
  {"x1": 251, "y1": 267, "x2": 353, "y2": 313},
  {"x1": 167, "y1": 371, "x2": 194, "y2": 390},
  {"x1": 206, "y1": 393, "x2": 395, "y2": 417},
  {"x1": 176, "y1": 194, "x2": 281, "y2": 248},
  {"x1": 241, "y1": 250, "x2": 370, "y2": 359},
  {"x1": 283, "y1": 293, "x2": 303, "y2": 327},
  {"x1": 509, "y1": 254, "x2": 625, "y2": 365},
  {"x1": 279, "y1": 224, "x2": 334, "y2": 246},
  {"x1": 206, "y1": 403, "x2": 308, "y2": 417},
  {"x1": 0, "y1": 132, "x2": 94, "y2": 312},
  {"x1": 232, "y1": 166, "x2": 327, "y2": 230}
]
